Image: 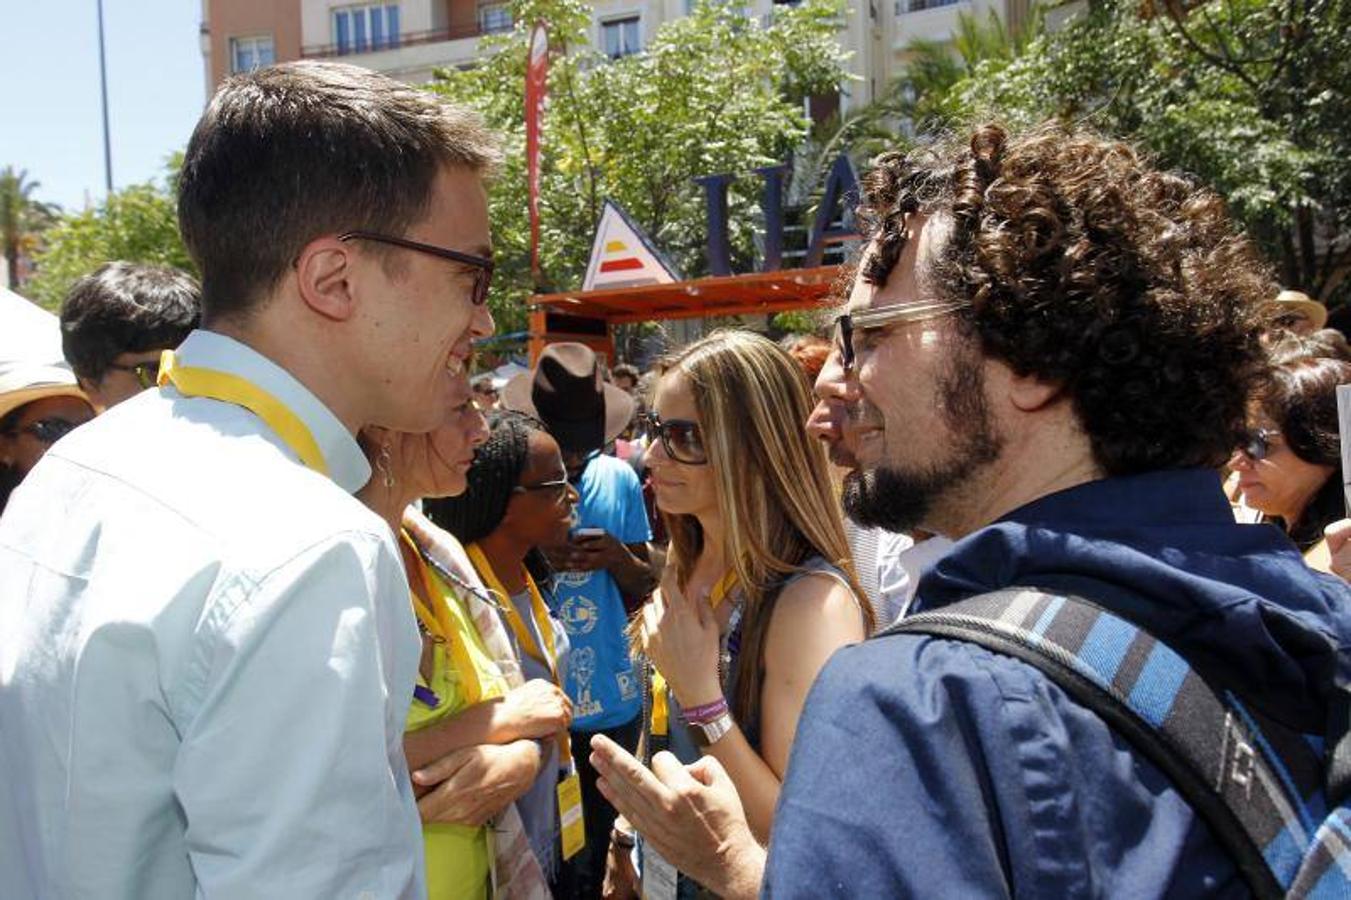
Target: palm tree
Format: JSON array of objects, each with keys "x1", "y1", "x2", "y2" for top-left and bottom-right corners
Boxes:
[{"x1": 0, "y1": 167, "x2": 58, "y2": 291}]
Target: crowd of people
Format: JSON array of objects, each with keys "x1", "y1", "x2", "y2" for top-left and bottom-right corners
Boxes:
[{"x1": 2, "y1": 58, "x2": 1351, "y2": 900}]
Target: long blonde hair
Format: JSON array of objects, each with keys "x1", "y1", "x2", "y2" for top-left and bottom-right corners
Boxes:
[{"x1": 657, "y1": 330, "x2": 871, "y2": 724}]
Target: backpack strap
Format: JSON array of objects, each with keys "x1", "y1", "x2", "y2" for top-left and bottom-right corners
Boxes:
[{"x1": 885, "y1": 588, "x2": 1341, "y2": 899}]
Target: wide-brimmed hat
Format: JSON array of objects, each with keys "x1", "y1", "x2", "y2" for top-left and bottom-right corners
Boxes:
[
  {"x1": 1266, "y1": 290, "x2": 1327, "y2": 331},
  {"x1": 0, "y1": 361, "x2": 87, "y2": 425},
  {"x1": 502, "y1": 343, "x2": 636, "y2": 452}
]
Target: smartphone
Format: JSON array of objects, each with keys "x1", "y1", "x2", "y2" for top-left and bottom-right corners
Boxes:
[{"x1": 571, "y1": 527, "x2": 606, "y2": 540}]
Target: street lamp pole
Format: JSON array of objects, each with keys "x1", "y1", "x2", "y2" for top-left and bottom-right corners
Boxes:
[{"x1": 97, "y1": 0, "x2": 113, "y2": 195}]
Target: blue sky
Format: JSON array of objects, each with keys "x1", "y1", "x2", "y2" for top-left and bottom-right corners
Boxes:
[{"x1": 0, "y1": 0, "x2": 205, "y2": 211}]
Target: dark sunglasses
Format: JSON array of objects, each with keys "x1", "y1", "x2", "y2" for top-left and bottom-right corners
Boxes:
[
  {"x1": 641, "y1": 411, "x2": 707, "y2": 465},
  {"x1": 1240, "y1": 427, "x2": 1279, "y2": 461},
  {"x1": 832, "y1": 299, "x2": 971, "y2": 372},
  {"x1": 339, "y1": 231, "x2": 494, "y2": 306},
  {"x1": 19, "y1": 417, "x2": 86, "y2": 445},
  {"x1": 513, "y1": 476, "x2": 572, "y2": 502},
  {"x1": 107, "y1": 359, "x2": 161, "y2": 390}
]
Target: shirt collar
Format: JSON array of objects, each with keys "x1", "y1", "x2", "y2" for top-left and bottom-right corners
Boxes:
[{"x1": 173, "y1": 329, "x2": 372, "y2": 494}]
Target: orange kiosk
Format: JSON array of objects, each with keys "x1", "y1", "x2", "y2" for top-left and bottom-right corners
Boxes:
[{"x1": 527, "y1": 266, "x2": 845, "y2": 363}]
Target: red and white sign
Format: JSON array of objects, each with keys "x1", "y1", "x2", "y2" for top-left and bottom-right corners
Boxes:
[
  {"x1": 525, "y1": 22, "x2": 549, "y2": 281},
  {"x1": 582, "y1": 200, "x2": 681, "y2": 291}
]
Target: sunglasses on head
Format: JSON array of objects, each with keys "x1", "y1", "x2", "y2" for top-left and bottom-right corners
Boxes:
[
  {"x1": 339, "y1": 231, "x2": 494, "y2": 307},
  {"x1": 18, "y1": 417, "x2": 85, "y2": 445},
  {"x1": 640, "y1": 411, "x2": 707, "y2": 465},
  {"x1": 107, "y1": 359, "x2": 161, "y2": 390},
  {"x1": 1241, "y1": 427, "x2": 1279, "y2": 461}
]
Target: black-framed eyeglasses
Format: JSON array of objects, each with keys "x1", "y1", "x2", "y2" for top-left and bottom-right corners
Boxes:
[
  {"x1": 1241, "y1": 427, "x2": 1280, "y2": 461},
  {"x1": 339, "y1": 230, "x2": 494, "y2": 306},
  {"x1": 513, "y1": 476, "x2": 572, "y2": 502},
  {"x1": 832, "y1": 298, "x2": 971, "y2": 372},
  {"x1": 18, "y1": 417, "x2": 86, "y2": 445},
  {"x1": 641, "y1": 411, "x2": 707, "y2": 465},
  {"x1": 106, "y1": 359, "x2": 161, "y2": 390}
]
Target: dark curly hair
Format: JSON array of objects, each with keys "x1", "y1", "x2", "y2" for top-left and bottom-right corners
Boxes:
[
  {"x1": 1258, "y1": 356, "x2": 1351, "y2": 550},
  {"x1": 856, "y1": 122, "x2": 1274, "y2": 476}
]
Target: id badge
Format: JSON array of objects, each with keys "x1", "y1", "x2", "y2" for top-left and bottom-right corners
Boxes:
[
  {"x1": 557, "y1": 772, "x2": 586, "y2": 861},
  {"x1": 641, "y1": 843, "x2": 678, "y2": 900}
]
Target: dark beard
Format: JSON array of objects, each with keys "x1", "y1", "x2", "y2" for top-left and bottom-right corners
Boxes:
[{"x1": 842, "y1": 344, "x2": 1003, "y2": 533}]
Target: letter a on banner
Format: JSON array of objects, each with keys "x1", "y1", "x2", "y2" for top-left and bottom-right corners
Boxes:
[
  {"x1": 582, "y1": 200, "x2": 682, "y2": 291},
  {"x1": 525, "y1": 22, "x2": 549, "y2": 283}
]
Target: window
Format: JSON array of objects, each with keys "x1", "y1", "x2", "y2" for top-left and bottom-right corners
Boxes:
[
  {"x1": 333, "y1": 3, "x2": 401, "y2": 54},
  {"x1": 230, "y1": 35, "x2": 275, "y2": 73},
  {"x1": 601, "y1": 15, "x2": 641, "y2": 59},
  {"x1": 897, "y1": 0, "x2": 961, "y2": 11},
  {"x1": 479, "y1": 2, "x2": 512, "y2": 34}
]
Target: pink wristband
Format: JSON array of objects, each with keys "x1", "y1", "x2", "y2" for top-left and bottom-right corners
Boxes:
[{"x1": 682, "y1": 697, "x2": 729, "y2": 725}]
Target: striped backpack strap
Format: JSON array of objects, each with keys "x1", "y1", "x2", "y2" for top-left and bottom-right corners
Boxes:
[{"x1": 886, "y1": 588, "x2": 1351, "y2": 899}]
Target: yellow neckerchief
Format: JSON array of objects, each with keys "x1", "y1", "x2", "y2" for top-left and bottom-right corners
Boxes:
[
  {"x1": 157, "y1": 349, "x2": 329, "y2": 476},
  {"x1": 401, "y1": 530, "x2": 483, "y2": 706},
  {"x1": 651, "y1": 568, "x2": 740, "y2": 736},
  {"x1": 467, "y1": 543, "x2": 557, "y2": 679}
]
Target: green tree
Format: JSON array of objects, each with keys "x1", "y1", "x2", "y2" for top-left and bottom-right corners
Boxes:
[
  {"x1": 428, "y1": 0, "x2": 850, "y2": 332},
  {"x1": 942, "y1": 0, "x2": 1351, "y2": 304},
  {"x1": 25, "y1": 164, "x2": 192, "y2": 311},
  {"x1": 0, "y1": 167, "x2": 58, "y2": 291}
]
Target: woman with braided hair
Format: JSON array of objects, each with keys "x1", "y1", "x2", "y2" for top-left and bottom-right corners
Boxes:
[{"x1": 427, "y1": 409, "x2": 581, "y2": 890}]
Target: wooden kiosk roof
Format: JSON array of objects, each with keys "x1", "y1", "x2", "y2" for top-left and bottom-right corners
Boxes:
[{"x1": 527, "y1": 265, "x2": 844, "y2": 360}]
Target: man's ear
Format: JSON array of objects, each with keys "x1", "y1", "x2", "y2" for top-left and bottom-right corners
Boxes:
[
  {"x1": 295, "y1": 237, "x2": 357, "y2": 322},
  {"x1": 1007, "y1": 368, "x2": 1065, "y2": 413}
]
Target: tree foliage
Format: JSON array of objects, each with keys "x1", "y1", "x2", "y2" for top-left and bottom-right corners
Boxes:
[
  {"x1": 25, "y1": 163, "x2": 192, "y2": 311},
  {"x1": 940, "y1": 0, "x2": 1351, "y2": 304},
  {"x1": 0, "y1": 167, "x2": 59, "y2": 292},
  {"x1": 428, "y1": 0, "x2": 850, "y2": 332}
]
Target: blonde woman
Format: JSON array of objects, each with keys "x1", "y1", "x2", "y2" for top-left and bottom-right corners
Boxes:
[{"x1": 609, "y1": 330, "x2": 872, "y2": 896}]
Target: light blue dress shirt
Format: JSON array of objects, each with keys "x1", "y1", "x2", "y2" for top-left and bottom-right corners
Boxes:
[{"x1": 0, "y1": 330, "x2": 425, "y2": 899}]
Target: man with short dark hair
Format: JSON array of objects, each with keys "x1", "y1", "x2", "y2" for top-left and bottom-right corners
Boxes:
[
  {"x1": 590, "y1": 123, "x2": 1351, "y2": 898},
  {"x1": 610, "y1": 362, "x2": 640, "y2": 395},
  {"x1": 0, "y1": 61, "x2": 497, "y2": 898},
  {"x1": 59, "y1": 261, "x2": 200, "y2": 411}
]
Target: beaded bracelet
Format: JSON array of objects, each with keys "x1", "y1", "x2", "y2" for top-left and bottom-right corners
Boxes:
[{"x1": 682, "y1": 697, "x2": 729, "y2": 725}]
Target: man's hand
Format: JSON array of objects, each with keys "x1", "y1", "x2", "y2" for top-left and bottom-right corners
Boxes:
[
  {"x1": 1326, "y1": 519, "x2": 1351, "y2": 582},
  {"x1": 590, "y1": 735, "x2": 766, "y2": 900},
  {"x1": 412, "y1": 740, "x2": 542, "y2": 826},
  {"x1": 496, "y1": 678, "x2": 572, "y2": 741}
]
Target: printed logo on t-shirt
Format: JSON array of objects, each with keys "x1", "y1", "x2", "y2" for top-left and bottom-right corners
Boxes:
[
  {"x1": 569, "y1": 647, "x2": 604, "y2": 719},
  {"x1": 616, "y1": 668, "x2": 638, "y2": 702},
  {"x1": 555, "y1": 570, "x2": 592, "y2": 589},
  {"x1": 559, "y1": 594, "x2": 600, "y2": 636}
]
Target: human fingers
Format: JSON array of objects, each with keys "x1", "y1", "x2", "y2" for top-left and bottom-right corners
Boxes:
[
  {"x1": 411, "y1": 744, "x2": 476, "y2": 787},
  {"x1": 1325, "y1": 518, "x2": 1351, "y2": 553},
  {"x1": 590, "y1": 735, "x2": 672, "y2": 830}
]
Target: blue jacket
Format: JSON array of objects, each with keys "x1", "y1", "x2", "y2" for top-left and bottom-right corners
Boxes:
[{"x1": 763, "y1": 470, "x2": 1351, "y2": 898}]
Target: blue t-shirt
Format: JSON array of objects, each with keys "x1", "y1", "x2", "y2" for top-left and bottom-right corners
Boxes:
[{"x1": 552, "y1": 453, "x2": 651, "y2": 731}]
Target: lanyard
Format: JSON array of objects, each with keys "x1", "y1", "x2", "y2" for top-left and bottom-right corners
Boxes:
[
  {"x1": 158, "y1": 350, "x2": 329, "y2": 476},
  {"x1": 464, "y1": 544, "x2": 579, "y2": 770},
  {"x1": 467, "y1": 543, "x2": 558, "y2": 679},
  {"x1": 402, "y1": 530, "x2": 483, "y2": 706}
]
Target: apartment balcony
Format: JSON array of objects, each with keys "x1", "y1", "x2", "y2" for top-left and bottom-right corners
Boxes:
[{"x1": 300, "y1": 23, "x2": 482, "y2": 59}]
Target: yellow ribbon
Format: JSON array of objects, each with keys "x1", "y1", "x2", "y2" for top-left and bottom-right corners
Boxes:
[
  {"x1": 158, "y1": 349, "x2": 329, "y2": 476},
  {"x1": 402, "y1": 530, "x2": 483, "y2": 706},
  {"x1": 467, "y1": 543, "x2": 558, "y2": 680}
]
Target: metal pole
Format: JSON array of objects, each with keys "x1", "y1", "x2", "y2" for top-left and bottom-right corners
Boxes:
[{"x1": 97, "y1": 0, "x2": 113, "y2": 195}]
